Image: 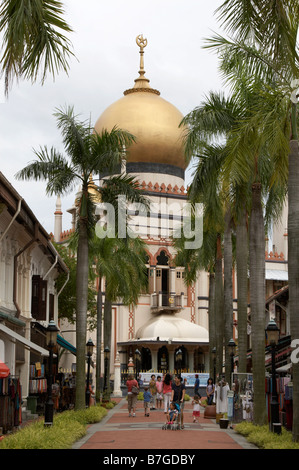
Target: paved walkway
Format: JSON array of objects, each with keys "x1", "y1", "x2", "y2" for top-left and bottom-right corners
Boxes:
[{"x1": 73, "y1": 398, "x2": 258, "y2": 451}]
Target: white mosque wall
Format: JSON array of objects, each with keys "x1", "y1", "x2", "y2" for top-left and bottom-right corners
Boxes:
[{"x1": 270, "y1": 200, "x2": 288, "y2": 258}]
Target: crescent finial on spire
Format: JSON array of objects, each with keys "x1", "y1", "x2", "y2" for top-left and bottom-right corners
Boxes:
[
  {"x1": 124, "y1": 35, "x2": 160, "y2": 95},
  {"x1": 136, "y1": 34, "x2": 148, "y2": 51}
]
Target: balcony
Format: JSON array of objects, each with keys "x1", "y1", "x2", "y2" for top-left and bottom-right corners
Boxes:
[{"x1": 150, "y1": 292, "x2": 184, "y2": 313}]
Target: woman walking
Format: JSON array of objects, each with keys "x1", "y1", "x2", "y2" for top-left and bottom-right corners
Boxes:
[
  {"x1": 206, "y1": 378, "x2": 215, "y2": 405},
  {"x1": 162, "y1": 373, "x2": 172, "y2": 414}
]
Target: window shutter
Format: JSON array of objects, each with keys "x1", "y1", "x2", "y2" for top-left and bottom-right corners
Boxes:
[{"x1": 31, "y1": 275, "x2": 47, "y2": 321}]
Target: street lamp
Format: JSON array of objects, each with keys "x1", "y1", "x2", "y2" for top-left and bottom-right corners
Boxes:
[
  {"x1": 228, "y1": 338, "x2": 236, "y2": 387},
  {"x1": 266, "y1": 319, "x2": 280, "y2": 432},
  {"x1": 212, "y1": 347, "x2": 216, "y2": 384},
  {"x1": 103, "y1": 346, "x2": 110, "y2": 402},
  {"x1": 45, "y1": 320, "x2": 59, "y2": 427},
  {"x1": 85, "y1": 338, "x2": 94, "y2": 407},
  {"x1": 176, "y1": 348, "x2": 183, "y2": 375},
  {"x1": 134, "y1": 348, "x2": 141, "y2": 380}
]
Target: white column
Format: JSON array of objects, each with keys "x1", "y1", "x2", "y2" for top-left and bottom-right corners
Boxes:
[
  {"x1": 168, "y1": 347, "x2": 175, "y2": 374},
  {"x1": 170, "y1": 267, "x2": 176, "y2": 295},
  {"x1": 54, "y1": 196, "x2": 63, "y2": 242},
  {"x1": 113, "y1": 352, "x2": 123, "y2": 397},
  {"x1": 152, "y1": 266, "x2": 157, "y2": 293},
  {"x1": 284, "y1": 229, "x2": 288, "y2": 261}
]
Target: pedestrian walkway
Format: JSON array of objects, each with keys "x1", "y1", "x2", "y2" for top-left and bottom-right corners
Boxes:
[{"x1": 73, "y1": 398, "x2": 257, "y2": 450}]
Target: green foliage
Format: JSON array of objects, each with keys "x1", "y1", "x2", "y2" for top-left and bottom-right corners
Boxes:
[
  {"x1": 0, "y1": 0, "x2": 74, "y2": 95},
  {"x1": 184, "y1": 394, "x2": 191, "y2": 402},
  {"x1": 53, "y1": 242, "x2": 97, "y2": 329},
  {"x1": 0, "y1": 406, "x2": 107, "y2": 449},
  {"x1": 235, "y1": 422, "x2": 299, "y2": 449},
  {"x1": 100, "y1": 401, "x2": 115, "y2": 409}
]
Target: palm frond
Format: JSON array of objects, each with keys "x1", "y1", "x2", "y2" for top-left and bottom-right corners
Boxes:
[
  {"x1": 0, "y1": 0, "x2": 74, "y2": 95},
  {"x1": 15, "y1": 145, "x2": 78, "y2": 196},
  {"x1": 215, "y1": 0, "x2": 299, "y2": 75},
  {"x1": 91, "y1": 126, "x2": 136, "y2": 175}
]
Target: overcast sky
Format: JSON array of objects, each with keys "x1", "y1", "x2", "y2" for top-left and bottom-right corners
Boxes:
[{"x1": 0, "y1": 0, "x2": 225, "y2": 235}]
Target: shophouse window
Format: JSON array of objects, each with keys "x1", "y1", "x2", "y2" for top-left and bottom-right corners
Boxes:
[{"x1": 31, "y1": 275, "x2": 47, "y2": 321}]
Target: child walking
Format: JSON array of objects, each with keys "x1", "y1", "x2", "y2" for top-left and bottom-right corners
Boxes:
[
  {"x1": 192, "y1": 395, "x2": 201, "y2": 423},
  {"x1": 143, "y1": 386, "x2": 151, "y2": 417}
]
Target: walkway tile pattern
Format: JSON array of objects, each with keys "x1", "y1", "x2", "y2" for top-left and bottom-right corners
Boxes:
[{"x1": 73, "y1": 399, "x2": 257, "y2": 450}]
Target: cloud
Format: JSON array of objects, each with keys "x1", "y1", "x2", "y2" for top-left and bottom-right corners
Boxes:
[{"x1": 0, "y1": 0, "x2": 223, "y2": 234}]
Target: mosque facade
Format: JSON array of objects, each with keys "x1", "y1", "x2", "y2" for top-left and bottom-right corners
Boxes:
[{"x1": 55, "y1": 36, "x2": 289, "y2": 388}]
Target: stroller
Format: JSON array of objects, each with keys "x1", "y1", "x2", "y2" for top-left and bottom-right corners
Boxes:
[{"x1": 162, "y1": 402, "x2": 181, "y2": 430}]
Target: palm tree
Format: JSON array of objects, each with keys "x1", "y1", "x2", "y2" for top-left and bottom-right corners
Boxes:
[
  {"x1": 89, "y1": 234, "x2": 148, "y2": 401},
  {"x1": 174, "y1": 141, "x2": 227, "y2": 379},
  {"x1": 173, "y1": 209, "x2": 219, "y2": 379},
  {"x1": 234, "y1": 203, "x2": 249, "y2": 374},
  {"x1": 15, "y1": 105, "x2": 148, "y2": 409},
  {"x1": 204, "y1": 0, "x2": 295, "y2": 428},
  {"x1": 181, "y1": 91, "x2": 250, "y2": 380},
  {"x1": 223, "y1": 206, "x2": 233, "y2": 383},
  {"x1": 0, "y1": 0, "x2": 74, "y2": 95}
]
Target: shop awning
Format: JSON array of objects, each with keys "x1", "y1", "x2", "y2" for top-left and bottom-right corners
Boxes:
[
  {"x1": 0, "y1": 361, "x2": 10, "y2": 378},
  {"x1": 0, "y1": 323, "x2": 50, "y2": 356},
  {"x1": 57, "y1": 335, "x2": 76, "y2": 356}
]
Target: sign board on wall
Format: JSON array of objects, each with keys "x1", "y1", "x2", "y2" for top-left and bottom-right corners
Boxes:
[{"x1": 139, "y1": 372, "x2": 210, "y2": 386}]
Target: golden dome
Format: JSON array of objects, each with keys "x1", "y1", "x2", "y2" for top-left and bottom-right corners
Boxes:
[{"x1": 94, "y1": 36, "x2": 187, "y2": 173}]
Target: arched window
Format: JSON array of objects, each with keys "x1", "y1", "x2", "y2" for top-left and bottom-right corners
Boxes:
[{"x1": 157, "y1": 250, "x2": 169, "y2": 266}]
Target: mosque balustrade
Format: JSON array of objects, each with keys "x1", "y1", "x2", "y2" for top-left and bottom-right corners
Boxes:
[{"x1": 150, "y1": 291, "x2": 184, "y2": 312}]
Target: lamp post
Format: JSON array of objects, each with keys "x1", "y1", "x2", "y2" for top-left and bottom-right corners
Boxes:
[
  {"x1": 176, "y1": 348, "x2": 183, "y2": 375},
  {"x1": 266, "y1": 319, "x2": 280, "y2": 432},
  {"x1": 44, "y1": 320, "x2": 59, "y2": 427},
  {"x1": 134, "y1": 348, "x2": 141, "y2": 380},
  {"x1": 85, "y1": 338, "x2": 94, "y2": 407},
  {"x1": 103, "y1": 346, "x2": 110, "y2": 402},
  {"x1": 212, "y1": 347, "x2": 216, "y2": 384},
  {"x1": 228, "y1": 338, "x2": 236, "y2": 387}
]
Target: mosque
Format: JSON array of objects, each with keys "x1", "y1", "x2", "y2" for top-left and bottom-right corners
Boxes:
[{"x1": 54, "y1": 36, "x2": 289, "y2": 389}]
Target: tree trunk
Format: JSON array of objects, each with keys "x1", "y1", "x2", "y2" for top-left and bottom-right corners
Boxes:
[
  {"x1": 96, "y1": 276, "x2": 103, "y2": 402},
  {"x1": 75, "y1": 218, "x2": 89, "y2": 410},
  {"x1": 215, "y1": 234, "x2": 224, "y2": 380},
  {"x1": 224, "y1": 208, "x2": 233, "y2": 384},
  {"x1": 208, "y1": 271, "x2": 216, "y2": 380},
  {"x1": 103, "y1": 289, "x2": 112, "y2": 401},
  {"x1": 288, "y1": 138, "x2": 299, "y2": 442},
  {"x1": 236, "y1": 207, "x2": 248, "y2": 373},
  {"x1": 249, "y1": 183, "x2": 267, "y2": 425}
]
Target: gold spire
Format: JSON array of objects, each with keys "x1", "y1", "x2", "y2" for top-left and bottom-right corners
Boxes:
[{"x1": 124, "y1": 35, "x2": 160, "y2": 96}]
